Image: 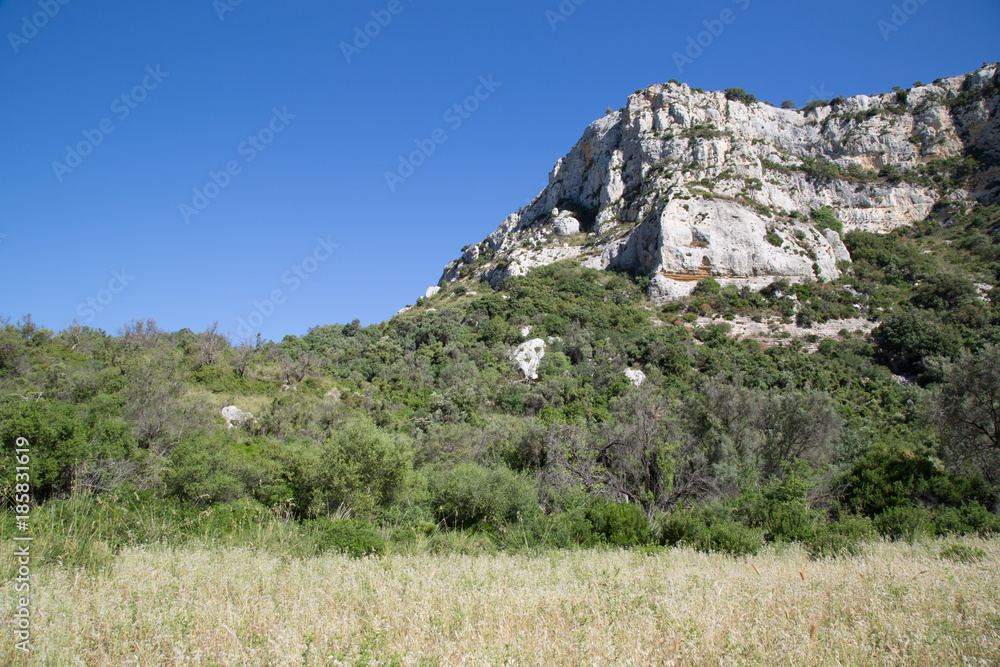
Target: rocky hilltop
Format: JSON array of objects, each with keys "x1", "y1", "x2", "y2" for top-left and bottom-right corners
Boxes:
[{"x1": 438, "y1": 64, "x2": 1000, "y2": 302}]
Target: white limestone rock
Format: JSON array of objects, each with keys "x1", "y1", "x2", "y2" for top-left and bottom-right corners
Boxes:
[
  {"x1": 624, "y1": 369, "x2": 646, "y2": 386},
  {"x1": 221, "y1": 405, "x2": 254, "y2": 429},
  {"x1": 462, "y1": 245, "x2": 480, "y2": 264},
  {"x1": 425, "y1": 286, "x2": 441, "y2": 299},
  {"x1": 513, "y1": 338, "x2": 546, "y2": 380},
  {"x1": 436, "y1": 64, "x2": 1000, "y2": 299},
  {"x1": 825, "y1": 229, "x2": 852, "y2": 264},
  {"x1": 552, "y1": 209, "x2": 581, "y2": 236}
]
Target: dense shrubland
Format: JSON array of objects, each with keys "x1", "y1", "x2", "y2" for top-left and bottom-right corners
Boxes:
[{"x1": 2, "y1": 203, "x2": 1000, "y2": 561}]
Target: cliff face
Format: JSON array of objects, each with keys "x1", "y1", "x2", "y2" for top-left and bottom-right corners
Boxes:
[{"x1": 440, "y1": 64, "x2": 1000, "y2": 302}]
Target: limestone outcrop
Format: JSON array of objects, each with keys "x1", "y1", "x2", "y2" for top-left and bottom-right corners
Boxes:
[
  {"x1": 439, "y1": 64, "x2": 1000, "y2": 302},
  {"x1": 513, "y1": 338, "x2": 546, "y2": 380}
]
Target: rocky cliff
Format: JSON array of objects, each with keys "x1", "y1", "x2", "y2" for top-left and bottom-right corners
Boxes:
[{"x1": 439, "y1": 64, "x2": 1000, "y2": 302}]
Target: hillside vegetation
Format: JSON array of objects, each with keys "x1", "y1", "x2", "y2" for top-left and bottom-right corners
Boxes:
[{"x1": 2, "y1": 204, "x2": 1000, "y2": 562}]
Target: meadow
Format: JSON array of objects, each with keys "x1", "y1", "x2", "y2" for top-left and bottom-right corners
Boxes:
[{"x1": 3, "y1": 538, "x2": 998, "y2": 666}]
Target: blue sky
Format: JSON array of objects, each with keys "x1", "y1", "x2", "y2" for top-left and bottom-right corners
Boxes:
[{"x1": 1, "y1": 0, "x2": 997, "y2": 341}]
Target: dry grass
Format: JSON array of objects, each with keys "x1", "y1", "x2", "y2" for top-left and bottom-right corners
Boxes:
[{"x1": 3, "y1": 540, "x2": 999, "y2": 665}]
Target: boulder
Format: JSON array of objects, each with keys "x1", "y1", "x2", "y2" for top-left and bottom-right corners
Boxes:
[
  {"x1": 624, "y1": 369, "x2": 646, "y2": 386},
  {"x1": 513, "y1": 338, "x2": 546, "y2": 380},
  {"x1": 221, "y1": 405, "x2": 254, "y2": 429},
  {"x1": 552, "y1": 209, "x2": 581, "y2": 236}
]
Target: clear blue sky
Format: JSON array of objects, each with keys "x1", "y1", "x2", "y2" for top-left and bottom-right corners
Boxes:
[{"x1": 1, "y1": 0, "x2": 997, "y2": 341}]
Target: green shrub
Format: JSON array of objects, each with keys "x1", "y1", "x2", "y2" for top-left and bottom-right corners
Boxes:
[
  {"x1": 302, "y1": 419, "x2": 412, "y2": 518},
  {"x1": 931, "y1": 503, "x2": 1000, "y2": 537},
  {"x1": 692, "y1": 277, "x2": 721, "y2": 295},
  {"x1": 803, "y1": 514, "x2": 875, "y2": 559},
  {"x1": 871, "y1": 312, "x2": 961, "y2": 377},
  {"x1": 799, "y1": 158, "x2": 843, "y2": 183},
  {"x1": 811, "y1": 207, "x2": 844, "y2": 236},
  {"x1": 939, "y1": 544, "x2": 986, "y2": 563},
  {"x1": 801, "y1": 99, "x2": 829, "y2": 115},
  {"x1": 165, "y1": 433, "x2": 276, "y2": 505},
  {"x1": 724, "y1": 88, "x2": 757, "y2": 105},
  {"x1": 0, "y1": 399, "x2": 93, "y2": 499},
  {"x1": 661, "y1": 504, "x2": 764, "y2": 556},
  {"x1": 432, "y1": 462, "x2": 538, "y2": 530},
  {"x1": 309, "y1": 518, "x2": 385, "y2": 557},
  {"x1": 584, "y1": 498, "x2": 653, "y2": 547},
  {"x1": 546, "y1": 505, "x2": 597, "y2": 548},
  {"x1": 765, "y1": 229, "x2": 783, "y2": 247},
  {"x1": 738, "y1": 465, "x2": 826, "y2": 545},
  {"x1": 874, "y1": 505, "x2": 934, "y2": 541}
]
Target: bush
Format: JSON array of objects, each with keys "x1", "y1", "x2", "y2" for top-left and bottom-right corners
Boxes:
[
  {"x1": 738, "y1": 465, "x2": 827, "y2": 545},
  {"x1": 931, "y1": 503, "x2": 1000, "y2": 537},
  {"x1": 811, "y1": 207, "x2": 844, "y2": 236},
  {"x1": 801, "y1": 99, "x2": 829, "y2": 115},
  {"x1": 309, "y1": 518, "x2": 385, "y2": 557},
  {"x1": 799, "y1": 158, "x2": 843, "y2": 183},
  {"x1": 432, "y1": 462, "x2": 538, "y2": 530},
  {"x1": 803, "y1": 514, "x2": 875, "y2": 559},
  {"x1": 584, "y1": 498, "x2": 653, "y2": 547},
  {"x1": 0, "y1": 399, "x2": 93, "y2": 499},
  {"x1": 303, "y1": 419, "x2": 412, "y2": 517},
  {"x1": 939, "y1": 544, "x2": 986, "y2": 563},
  {"x1": 875, "y1": 505, "x2": 935, "y2": 541},
  {"x1": 872, "y1": 312, "x2": 961, "y2": 376},
  {"x1": 660, "y1": 504, "x2": 764, "y2": 556},
  {"x1": 724, "y1": 88, "x2": 757, "y2": 105},
  {"x1": 692, "y1": 277, "x2": 721, "y2": 295},
  {"x1": 165, "y1": 433, "x2": 280, "y2": 505}
]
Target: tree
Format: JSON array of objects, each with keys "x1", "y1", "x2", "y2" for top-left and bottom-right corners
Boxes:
[
  {"x1": 121, "y1": 353, "x2": 184, "y2": 453},
  {"x1": 544, "y1": 386, "x2": 714, "y2": 516},
  {"x1": 724, "y1": 88, "x2": 757, "y2": 105},
  {"x1": 758, "y1": 390, "x2": 842, "y2": 477},
  {"x1": 872, "y1": 311, "x2": 962, "y2": 377},
  {"x1": 196, "y1": 321, "x2": 227, "y2": 366},
  {"x1": 232, "y1": 338, "x2": 255, "y2": 379},
  {"x1": 932, "y1": 345, "x2": 1000, "y2": 485},
  {"x1": 781, "y1": 100, "x2": 797, "y2": 109}
]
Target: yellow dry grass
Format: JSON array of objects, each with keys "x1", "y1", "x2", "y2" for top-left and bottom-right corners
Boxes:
[{"x1": 3, "y1": 540, "x2": 999, "y2": 665}]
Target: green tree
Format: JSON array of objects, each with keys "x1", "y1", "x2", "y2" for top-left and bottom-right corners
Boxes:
[{"x1": 932, "y1": 345, "x2": 1000, "y2": 485}]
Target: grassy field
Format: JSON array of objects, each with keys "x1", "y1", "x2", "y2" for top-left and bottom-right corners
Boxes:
[{"x1": 3, "y1": 539, "x2": 999, "y2": 666}]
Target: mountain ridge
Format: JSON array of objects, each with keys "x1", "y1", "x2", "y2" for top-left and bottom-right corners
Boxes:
[{"x1": 435, "y1": 63, "x2": 1000, "y2": 303}]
